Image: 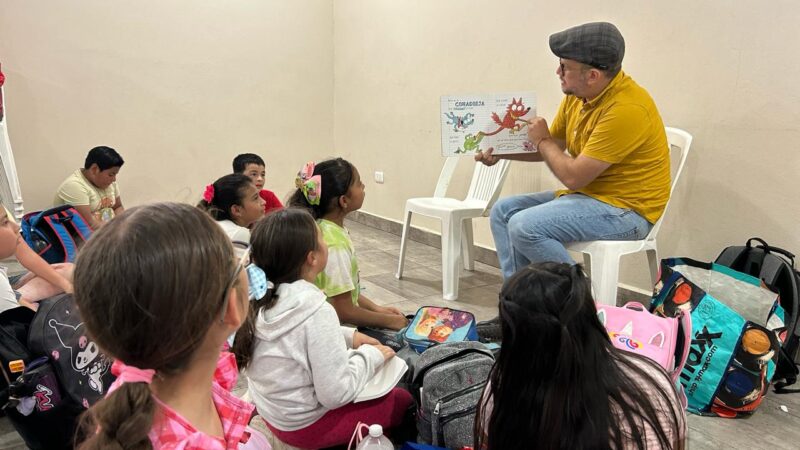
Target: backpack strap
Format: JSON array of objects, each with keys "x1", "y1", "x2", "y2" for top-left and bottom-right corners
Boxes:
[
  {"x1": 746, "y1": 237, "x2": 796, "y2": 267},
  {"x1": 773, "y1": 347, "x2": 800, "y2": 393},
  {"x1": 671, "y1": 311, "x2": 693, "y2": 384},
  {"x1": 43, "y1": 214, "x2": 77, "y2": 263},
  {"x1": 61, "y1": 209, "x2": 93, "y2": 242}
]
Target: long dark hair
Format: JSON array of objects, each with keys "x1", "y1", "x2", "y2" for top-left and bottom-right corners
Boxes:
[
  {"x1": 474, "y1": 262, "x2": 683, "y2": 450},
  {"x1": 197, "y1": 173, "x2": 254, "y2": 222},
  {"x1": 232, "y1": 208, "x2": 319, "y2": 369},
  {"x1": 75, "y1": 203, "x2": 235, "y2": 449},
  {"x1": 288, "y1": 157, "x2": 355, "y2": 219}
]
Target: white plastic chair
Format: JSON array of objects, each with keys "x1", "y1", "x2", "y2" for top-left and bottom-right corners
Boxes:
[
  {"x1": 566, "y1": 127, "x2": 693, "y2": 305},
  {"x1": 396, "y1": 157, "x2": 511, "y2": 300}
]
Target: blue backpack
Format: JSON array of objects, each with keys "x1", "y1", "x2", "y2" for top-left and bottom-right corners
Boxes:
[{"x1": 21, "y1": 205, "x2": 93, "y2": 264}]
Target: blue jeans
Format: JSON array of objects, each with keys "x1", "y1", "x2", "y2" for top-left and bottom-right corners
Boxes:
[{"x1": 490, "y1": 191, "x2": 652, "y2": 279}]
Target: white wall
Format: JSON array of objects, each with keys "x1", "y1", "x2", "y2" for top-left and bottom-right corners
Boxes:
[
  {"x1": 0, "y1": 0, "x2": 334, "y2": 210},
  {"x1": 334, "y1": 0, "x2": 800, "y2": 289}
]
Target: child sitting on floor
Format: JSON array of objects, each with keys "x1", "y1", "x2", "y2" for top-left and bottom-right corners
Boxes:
[
  {"x1": 233, "y1": 208, "x2": 411, "y2": 448},
  {"x1": 75, "y1": 203, "x2": 269, "y2": 449},
  {"x1": 233, "y1": 153, "x2": 283, "y2": 214},
  {"x1": 198, "y1": 174, "x2": 265, "y2": 242},
  {"x1": 53, "y1": 146, "x2": 125, "y2": 229},
  {"x1": 289, "y1": 158, "x2": 409, "y2": 331},
  {"x1": 0, "y1": 203, "x2": 72, "y2": 312},
  {"x1": 474, "y1": 262, "x2": 686, "y2": 450}
]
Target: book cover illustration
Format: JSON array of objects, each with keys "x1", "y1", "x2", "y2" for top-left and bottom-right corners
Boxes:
[{"x1": 441, "y1": 92, "x2": 536, "y2": 156}]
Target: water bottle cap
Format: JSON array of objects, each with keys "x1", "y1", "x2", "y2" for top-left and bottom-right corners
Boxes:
[{"x1": 368, "y1": 424, "x2": 383, "y2": 437}]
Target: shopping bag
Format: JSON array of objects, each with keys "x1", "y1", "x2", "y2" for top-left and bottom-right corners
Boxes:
[{"x1": 650, "y1": 258, "x2": 784, "y2": 417}]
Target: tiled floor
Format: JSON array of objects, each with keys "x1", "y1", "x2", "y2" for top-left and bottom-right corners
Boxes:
[{"x1": 2, "y1": 220, "x2": 800, "y2": 449}]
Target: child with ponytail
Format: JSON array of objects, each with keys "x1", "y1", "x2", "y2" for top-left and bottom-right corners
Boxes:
[
  {"x1": 75, "y1": 203, "x2": 269, "y2": 449},
  {"x1": 474, "y1": 262, "x2": 686, "y2": 450},
  {"x1": 198, "y1": 174, "x2": 265, "y2": 242},
  {"x1": 289, "y1": 158, "x2": 409, "y2": 330},
  {"x1": 233, "y1": 208, "x2": 412, "y2": 448}
]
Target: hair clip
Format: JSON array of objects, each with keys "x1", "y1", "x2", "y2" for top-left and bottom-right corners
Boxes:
[
  {"x1": 295, "y1": 161, "x2": 322, "y2": 206},
  {"x1": 203, "y1": 184, "x2": 215, "y2": 203},
  {"x1": 246, "y1": 264, "x2": 271, "y2": 301}
]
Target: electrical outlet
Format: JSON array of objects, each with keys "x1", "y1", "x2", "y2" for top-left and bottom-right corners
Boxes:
[{"x1": 374, "y1": 171, "x2": 384, "y2": 184}]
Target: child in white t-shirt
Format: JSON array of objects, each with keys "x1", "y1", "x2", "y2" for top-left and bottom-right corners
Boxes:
[
  {"x1": 0, "y1": 204, "x2": 73, "y2": 312},
  {"x1": 198, "y1": 174, "x2": 265, "y2": 243}
]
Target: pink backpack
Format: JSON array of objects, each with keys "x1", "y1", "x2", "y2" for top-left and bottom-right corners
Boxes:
[{"x1": 596, "y1": 302, "x2": 692, "y2": 384}]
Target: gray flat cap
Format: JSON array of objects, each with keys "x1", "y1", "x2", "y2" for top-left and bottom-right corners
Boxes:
[{"x1": 549, "y1": 22, "x2": 625, "y2": 70}]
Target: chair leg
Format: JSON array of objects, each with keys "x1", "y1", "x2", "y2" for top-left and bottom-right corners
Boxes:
[
  {"x1": 646, "y1": 248, "x2": 659, "y2": 294},
  {"x1": 442, "y1": 216, "x2": 463, "y2": 301},
  {"x1": 461, "y1": 218, "x2": 475, "y2": 271},
  {"x1": 588, "y1": 248, "x2": 622, "y2": 306},
  {"x1": 581, "y1": 252, "x2": 591, "y2": 274},
  {"x1": 396, "y1": 209, "x2": 413, "y2": 279}
]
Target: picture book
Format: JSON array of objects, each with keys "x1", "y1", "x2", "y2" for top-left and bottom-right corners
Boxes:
[
  {"x1": 441, "y1": 92, "x2": 536, "y2": 156},
  {"x1": 354, "y1": 356, "x2": 408, "y2": 403}
]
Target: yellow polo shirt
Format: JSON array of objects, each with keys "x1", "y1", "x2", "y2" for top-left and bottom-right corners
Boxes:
[{"x1": 550, "y1": 71, "x2": 670, "y2": 224}]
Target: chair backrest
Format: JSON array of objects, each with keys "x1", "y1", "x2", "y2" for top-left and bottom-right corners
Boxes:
[
  {"x1": 432, "y1": 156, "x2": 461, "y2": 198},
  {"x1": 646, "y1": 126, "x2": 693, "y2": 239},
  {"x1": 466, "y1": 159, "x2": 512, "y2": 215}
]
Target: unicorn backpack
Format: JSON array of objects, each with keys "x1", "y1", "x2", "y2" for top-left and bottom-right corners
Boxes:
[{"x1": 596, "y1": 302, "x2": 692, "y2": 384}]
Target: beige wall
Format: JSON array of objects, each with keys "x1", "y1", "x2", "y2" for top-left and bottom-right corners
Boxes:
[
  {"x1": 0, "y1": 0, "x2": 333, "y2": 210},
  {"x1": 2, "y1": 1, "x2": 799, "y2": 291},
  {"x1": 334, "y1": 0, "x2": 800, "y2": 289}
]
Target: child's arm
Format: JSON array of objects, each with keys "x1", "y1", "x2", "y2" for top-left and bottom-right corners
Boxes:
[
  {"x1": 113, "y1": 195, "x2": 125, "y2": 215},
  {"x1": 307, "y1": 307, "x2": 390, "y2": 408},
  {"x1": 73, "y1": 204, "x2": 104, "y2": 229},
  {"x1": 357, "y1": 294, "x2": 405, "y2": 317},
  {"x1": 329, "y1": 292, "x2": 409, "y2": 330},
  {"x1": 14, "y1": 237, "x2": 73, "y2": 293}
]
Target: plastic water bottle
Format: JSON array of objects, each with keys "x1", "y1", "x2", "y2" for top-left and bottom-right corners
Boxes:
[{"x1": 355, "y1": 424, "x2": 393, "y2": 449}]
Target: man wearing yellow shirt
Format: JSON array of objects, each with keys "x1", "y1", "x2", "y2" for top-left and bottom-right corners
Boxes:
[{"x1": 476, "y1": 22, "x2": 670, "y2": 278}]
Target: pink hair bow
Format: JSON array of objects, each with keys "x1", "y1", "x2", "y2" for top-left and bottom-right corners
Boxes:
[
  {"x1": 202, "y1": 184, "x2": 215, "y2": 203},
  {"x1": 295, "y1": 161, "x2": 322, "y2": 206},
  {"x1": 108, "y1": 360, "x2": 155, "y2": 394}
]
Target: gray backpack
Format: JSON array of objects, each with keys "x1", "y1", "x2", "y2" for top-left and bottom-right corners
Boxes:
[{"x1": 411, "y1": 341, "x2": 494, "y2": 448}]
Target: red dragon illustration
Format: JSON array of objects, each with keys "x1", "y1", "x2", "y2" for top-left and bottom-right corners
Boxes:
[
  {"x1": 485, "y1": 97, "x2": 531, "y2": 136},
  {"x1": 458, "y1": 97, "x2": 532, "y2": 153}
]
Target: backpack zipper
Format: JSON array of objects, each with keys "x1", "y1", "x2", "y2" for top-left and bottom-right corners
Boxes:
[
  {"x1": 413, "y1": 347, "x2": 493, "y2": 385},
  {"x1": 438, "y1": 404, "x2": 478, "y2": 425},
  {"x1": 433, "y1": 381, "x2": 487, "y2": 416}
]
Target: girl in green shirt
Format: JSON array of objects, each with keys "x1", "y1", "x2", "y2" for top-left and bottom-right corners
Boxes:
[{"x1": 289, "y1": 158, "x2": 409, "y2": 330}]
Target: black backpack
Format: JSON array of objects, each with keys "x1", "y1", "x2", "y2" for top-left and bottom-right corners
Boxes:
[
  {"x1": 28, "y1": 294, "x2": 114, "y2": 405},
  {"x1": 715, "y1": 237, "x2": 800, "y2": 392},
  {"x1": 0, "y1": 306, "x2": 35, "y2": 402},
  {"x1": 0, "y1": 294, "x2": 115, "y2": 449}
]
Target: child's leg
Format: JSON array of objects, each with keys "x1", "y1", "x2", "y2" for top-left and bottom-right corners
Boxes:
[
  {"x1": 12, "y1": 263, "x2": 73, "y2": 289},
  {"x1": 266, "y1": 387, "x2": 413, "y2": 448},
  {"x1": 15, "y1": 263, "x2": 74, "y2": 310}
]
